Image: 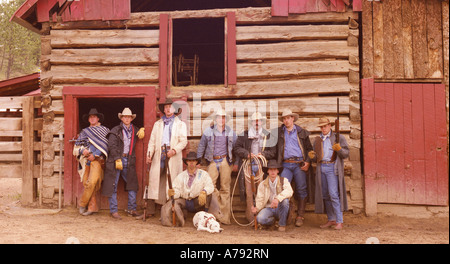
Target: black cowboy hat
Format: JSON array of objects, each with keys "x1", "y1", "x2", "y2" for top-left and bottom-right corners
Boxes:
[
  {"x1": 263, "y1": 159, "x2": 283, "y2": 174},
  {"x1": 82, "y1": 108, "x2": 104, "y2": 123},
  {"x1": 158, "y1": 98, "x2": 182, "y2": 115},
  {"x1": 183, "y1": 151, "x2": 201, "y2": 165}
]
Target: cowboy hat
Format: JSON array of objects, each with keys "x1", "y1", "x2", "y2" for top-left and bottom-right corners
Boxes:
[
  {"x1": 317, "y1": 116, "x2": 335, "y2": 127},
  {"x1": 250, "y1": 112, "x2": 267, "y2": 122},
  {"x1": 118, "y1": 107, "x2": 136, "y2": 120},
  {"x1": 158, "y1": 98, "x2": 182, "y2": 115},
  {"x1": 279, "y1": 109, "x2": 299, "y2": 122},
  {"x1": 83, "y1": 108, "x2": 104, "y2": 123},
  {"x1": 183, "y1": 151, "x2": 201, "y2": 165},
  {"x1": 263, "y1": 159, "x2": 283, "y2": 174},
  {"x1": 214, "y1": 108, "x2": 230, "y2": 122}
]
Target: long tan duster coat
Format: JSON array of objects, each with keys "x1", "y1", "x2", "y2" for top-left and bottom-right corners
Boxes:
[{"x1": 146, "y1": 116, "x2": 187, "y2": 203}]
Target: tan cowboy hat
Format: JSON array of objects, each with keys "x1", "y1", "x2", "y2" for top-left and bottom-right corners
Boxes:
[
  {"x1": 214, "y1": 108, "x2": 230, "y2": 122},
  {"x1": 317, "y1": 116, "x2": 334, "y2": 127},
  {"x1": 118, "y1": 107, "x2": 136, "y2": 120},
  {"x1": 250, "y1": 112, "x2": 267, "y2": 122},
  {"x1": 279, "y1": 109, "x2": 299, "y2": 122}
]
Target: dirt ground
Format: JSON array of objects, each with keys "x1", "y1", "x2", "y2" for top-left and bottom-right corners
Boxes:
[{"x1": 0, "y1": 178, "x2": 448, "y2": 244}]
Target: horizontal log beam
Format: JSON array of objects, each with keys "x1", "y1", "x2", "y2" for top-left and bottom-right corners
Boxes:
[
  {"x1": 237, "y1": 40, "x2": 358, "y2": 61},
  {"x1": 237, "y1": 25, "x2": 358, "y2": 42},
  {"x1": 41, "y1": 66, "x2": 159, "y2": 84},
  {"x1": 170, "y1": 77, "x2": 355, "y2": 99},
  {"x1": 50, "y1": 29, "x2": 159, "y2": 48},
  {"x1": 237, "y1": 60, "x2": 353, "y2": 80},
  {"x1": 50, "y1": 48, "x2": 159, "y2": 65}
]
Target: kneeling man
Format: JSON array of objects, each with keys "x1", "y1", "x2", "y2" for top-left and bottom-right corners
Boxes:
[
  {"x1": 161, "y1": 151, "x2": 224, "y2": 227},
  {"x1": 251, "y1": 160, "x2": 293, "y2": 231}
]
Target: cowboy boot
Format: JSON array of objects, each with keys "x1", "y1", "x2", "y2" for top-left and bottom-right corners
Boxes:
[{"x1": 295, "y1": 197, "x2": 307, "y2": 227}]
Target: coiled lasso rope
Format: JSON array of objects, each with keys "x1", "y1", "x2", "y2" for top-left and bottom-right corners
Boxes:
[{"x1": 231, "y1": 154, "x2": 267, "y2": 226}]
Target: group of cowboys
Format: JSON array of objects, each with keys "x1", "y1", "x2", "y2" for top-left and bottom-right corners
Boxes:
[{"x1": 74, "y1": 99, "x2": 348, "y2": 231}]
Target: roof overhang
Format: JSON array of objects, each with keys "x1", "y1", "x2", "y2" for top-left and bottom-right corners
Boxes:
[{"x1": 0, "y1": 72, "x2": 40, "y2": 96}]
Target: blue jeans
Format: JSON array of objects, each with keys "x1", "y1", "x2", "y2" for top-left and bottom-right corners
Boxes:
[
  {"x1": 108, "y1": 157, "x2": 137, "y2": 213},
  {"x1": 281, "y1": 161, "x2": 307, "y2": 199},
  {"x1": 321, "y1": 163, "x2": 343, "y2": 223},
  {"x1": 256, "y1": 199, "x2": 290, "y2": 227}
]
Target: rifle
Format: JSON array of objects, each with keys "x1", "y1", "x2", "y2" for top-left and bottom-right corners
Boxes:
[
  {"x1": 249, "y1": 162, "x2": 257, "y2": 231},
  {"x1": 164, "y1": 144, "x2": 176, "y2": 226},
  {"x1": 142, "y1": 155, "x2": 150, "y2": 222},
  {"x1": 330, "y1": 98, "x2": 340, "y2": 162}
]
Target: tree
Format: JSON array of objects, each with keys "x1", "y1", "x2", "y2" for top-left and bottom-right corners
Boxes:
[{"x1": 0, "y1": 0, "x2": 41, "y2": 80}]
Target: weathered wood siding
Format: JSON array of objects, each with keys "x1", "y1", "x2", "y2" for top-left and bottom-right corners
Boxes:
[
  {"x1": 40, "y1": 7, "x2": 363, "y2": 212},
  {"x1": 362, "y1": 0, "x2": 444, "y2": 81}
]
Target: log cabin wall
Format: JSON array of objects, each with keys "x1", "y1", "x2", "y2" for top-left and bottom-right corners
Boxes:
[{"x1": 39, "y1": 7, "x2": 363, "y2": 212}]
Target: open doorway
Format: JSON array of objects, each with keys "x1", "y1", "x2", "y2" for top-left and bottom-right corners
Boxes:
[
  {"x1": 77, "y1": 97, "x2": 144, "y2": 210},
  {"x1": 78, "y1": 98, "x2": 144, "y2": 131},
  {"x1": 63, "y1": 86, "x2": 156, "y2": 210},
  {"x1": 172, "y1": 18, "x2": 224, "y2": 86}
]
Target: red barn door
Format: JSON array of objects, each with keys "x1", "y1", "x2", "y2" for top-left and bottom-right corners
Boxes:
[{"x1": 362, "y1": 79, "x2": 448, "y2": 215}]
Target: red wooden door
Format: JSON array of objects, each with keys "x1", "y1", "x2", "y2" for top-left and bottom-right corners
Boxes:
[
  {"x1": 63, "y1": 86, "x2": 156, "y2": 210},
  {"x1": 362, "y1": 79, "x2": 448, "y2": 214}
]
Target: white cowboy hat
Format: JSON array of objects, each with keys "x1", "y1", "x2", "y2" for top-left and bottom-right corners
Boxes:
[
  {"x1": 250, "y1": 112, "x2": 267, "y2": 122},
  {"x1": 214, "y1": 108, "x2": 230, "y2": 122},
  {"x1": 279, "y1": 109, "x2": 299, "y2": 122},
  {"x1": 118, "y1": 107, "x2": 136, "y2": 120}
]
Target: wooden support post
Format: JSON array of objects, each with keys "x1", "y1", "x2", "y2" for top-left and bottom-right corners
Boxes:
[{"x1": 21, "y1": 96, "x2": 36, "y2": 205}]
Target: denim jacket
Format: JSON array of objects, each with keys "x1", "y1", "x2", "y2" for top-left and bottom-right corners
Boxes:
[{"x1": 197, "y1": 124, "x2": 237, "y2": 164}]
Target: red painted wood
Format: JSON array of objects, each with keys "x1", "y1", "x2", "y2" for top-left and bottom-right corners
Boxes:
[
  {"x1": 63, "y1": 94, "x2": 74, "y2": 206},
  {"x1": 393, "y1": 83, "x2": 406, "y2": 203},
  {"x1": 84, "y1": 0, "x2": 103, "y2": 21},
  {"x1": 384, "y1": 83, "x2": 396, "y2": 202},
  {"x1": 67, "y1": 0, "x2": 85, "y2": 21},
  {"x1": 101, "y1": 0, "x2": 114, "y2": 21},
  {"x1": 36, "y1": 0, "x2": 49, "y2": 23},
  {"x1": 112, "y1": 0, "x2": 131, "y2": 20},
  {"x1": 317, "y1": 0, "x2": 328, "y2": 12},
  {"x1": 227, "y1": 12, "x2": 237, "y2": 86},
  {"x1": 362, "y1": 81, "x2": 448, "y2": 209},
  {"x1": 374, "y1": 83, "x2": 388, "y2": 202},
  {"x1": 306, "y1": 0, "x2": 318, "y2": 12},
  {"x1": 434, "y1": 84, "x2": 448, "y2": 205},
  {"x1": 402, "y1": 83, "x2": 415, "y2": 204},
  {"x1": 159, "y1": 14, "x2": 169, "y2": 103},
  {"x1": 411, "y1": 84, "x2": 426, "y2": 204},
  {"x1": 289, "y1": 0, "x2": 307, "y2": 14},
  {"x1": 423, "y1": 84, "x2": 438, "y2": 204},
  {"x1": 353, "y1": 0, "x2": 363, "y2": 12},
  {"x1": 12, "y1": 0, "x2": 39, "y2": 19},
  {"x1": 272, "y1": 0, "x2": 289, "y2": 16},
  {"x1": 335, "y1": 0, "x2": 346, "y2": 12}
]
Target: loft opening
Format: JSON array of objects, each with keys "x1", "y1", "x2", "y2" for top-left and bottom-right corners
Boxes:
[
  {"x1": 172, "y1": 18, "x2": 224, "y2": 86},
  {"x1": 131, "y1": 0, "x2": 271, "y2": 12},
  {"x1": 78, "y1": 98, "x2": 144, "y2": 131}
]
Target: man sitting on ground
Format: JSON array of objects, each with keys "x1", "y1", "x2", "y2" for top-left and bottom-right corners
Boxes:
[{"x1": 251, "y1": 160, "x2": 293, "y2": 231}]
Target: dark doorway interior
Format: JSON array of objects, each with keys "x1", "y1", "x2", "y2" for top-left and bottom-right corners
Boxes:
[
  {"x1": 131, "y1": 0, "x2": 271, "y2": 12},
  {"x1": 78, "y1": 98, "x2": 144, "y2": 132},
  {"x1": 172, "y1": 18, "x2": 224, "y2": 86}
]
